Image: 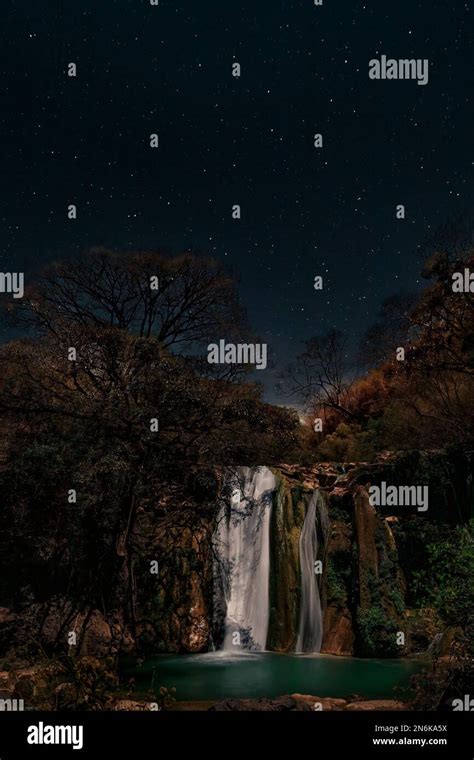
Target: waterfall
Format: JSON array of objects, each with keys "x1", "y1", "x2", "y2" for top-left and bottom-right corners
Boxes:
[
  {"x1": 214, "y1": 466, "x2": 276, "y2": 651},
  {"x1": 296, "y1": 489, "x2": 328, "y2": 654}
]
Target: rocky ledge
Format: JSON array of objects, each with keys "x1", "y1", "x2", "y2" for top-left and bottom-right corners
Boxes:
[
  {"x1": 209, "y1": 694, "x2": 407, "y2": 711},
  {"x1": 111, "y1": 694, "x2": 408, "y2": 712}
]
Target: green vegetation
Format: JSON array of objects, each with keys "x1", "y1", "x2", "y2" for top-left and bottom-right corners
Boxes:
[
  {"x1": 411, "y1": 521, "x2": 474, "y2": 630},
  {"x1": 326, "y1": 550, "x2": 352, "y2": 607},
  {"x1": 317, "y1": 422, "x2": 377, "y2": 462},
  {"x1": 356, "y1": 607, "x2": 399, "y2": 658},
  {"x1": 409, "y1": 521, "x2": 474, "y2": 708}
]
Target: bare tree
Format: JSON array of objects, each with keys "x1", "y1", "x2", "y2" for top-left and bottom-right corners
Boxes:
[
  {"x1": 282, "y1": 329, "x2": 358, "y2": 419},
  {"x1": 4, "y1": 247, "x2": 248, "y2": 350}
]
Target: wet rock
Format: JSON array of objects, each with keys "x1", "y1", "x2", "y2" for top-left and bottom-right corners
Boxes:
[
  {"x1": 354, "y1": 487, "x2": 379, "y2": 609},
  {"x1": 267, "y1": 474, "x2": 306, "y2": 651},
  {"x1": 137, "y1": 517, "x2": 213, "y2": 653},
  {"x1": 210, "y1": 696, "x2": 314, "y2": 711},
  {"x1": 322, "y1": 606, "x2": 354, "y2": 655},
  {"x1": 344, "y1": 700, "x2": 407, "y2": 711},
  {"x1": 322, "y1": 517, "x2": 354, "y2": 655},
  {"x1": 290, "y1": 694, "x2": 347, "y2": 710}
]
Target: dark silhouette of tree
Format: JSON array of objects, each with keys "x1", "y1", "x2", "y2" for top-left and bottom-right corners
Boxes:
[
  {"x1": 358, "y1": 293, "x2": 417, "y2": 369},
  {"x1": 0, "y1": 248, "x2": 300, "y2": 656},
  {"x1": 4, "y1": 247, "x2": 248, "y2": 349},
  {"x1": 282, "y1": 329, "x2": 358, "y2": 421}
]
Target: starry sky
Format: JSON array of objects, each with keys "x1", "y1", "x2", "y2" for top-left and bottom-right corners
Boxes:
[{"x1": 2, "y1": 0, "x2": 473, "y2": 402}]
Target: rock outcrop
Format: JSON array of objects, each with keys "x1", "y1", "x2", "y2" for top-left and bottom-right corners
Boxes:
[
  {"x1": 2, "y1": 449, "x2": 470, "y2": 662},
  {"x1": 208, "y1": 694, "x2": 408, "y2": 711},
  {"x1": 267, "y1": 474, "x2": 306, "y2": 651}
]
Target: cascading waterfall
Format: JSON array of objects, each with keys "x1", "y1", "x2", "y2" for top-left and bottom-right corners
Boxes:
[
  {"x1": 213, "y1": 470, "x2": 329, "y2": 654},
  {"x1": 214, "y1": 466, "x2": 276, "y2": 651},
  {"x1": 296, "y1": 489, "x2": 329, "y2": 654}
]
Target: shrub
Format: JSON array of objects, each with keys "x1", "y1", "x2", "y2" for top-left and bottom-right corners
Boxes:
[{"x1": 357, "y1": 606, "x2": 399, "y2": 657}]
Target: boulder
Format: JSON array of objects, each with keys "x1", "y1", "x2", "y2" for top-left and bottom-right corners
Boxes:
[
  {"x1": 113, "y1": 699, "x2": 153, "y2": 711},
  {"x1": 40, "y1": 605, "x2": 114, "y2": 657},
  {"x1": 290, "y1": 694, "x2": 347, "y2": 710}
]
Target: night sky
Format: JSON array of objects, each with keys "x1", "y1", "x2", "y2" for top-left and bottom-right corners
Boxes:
[{"x1": 2, "y1": 1, "x2": 473, "y2": 401}]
